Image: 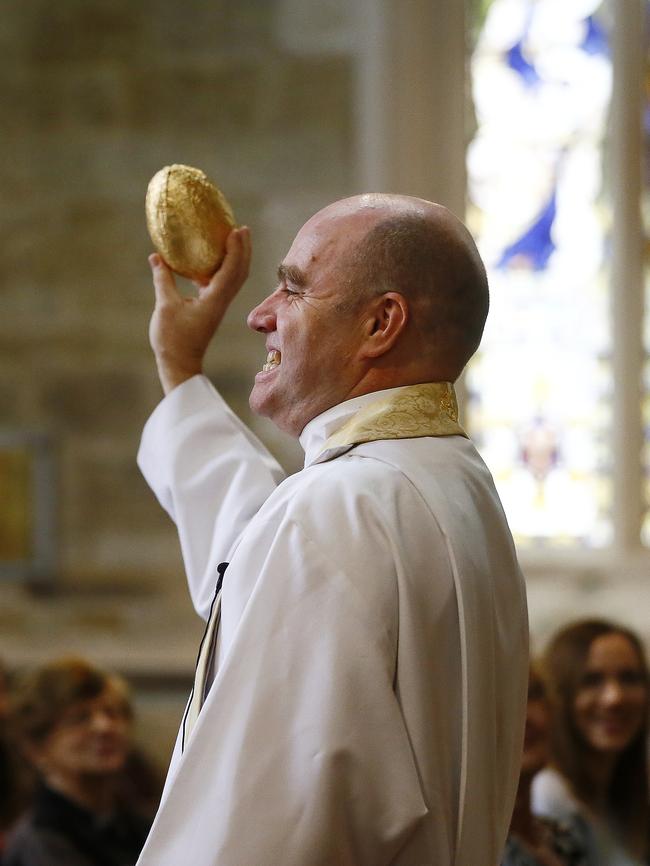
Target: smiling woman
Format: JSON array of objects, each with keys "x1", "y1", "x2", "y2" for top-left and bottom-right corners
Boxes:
[
  {"x1": 532, "y1": 620, "x2": 650, "y2": 865},
  {"x1": 4, "y1": 658, "x2": 153, "y2": 866}
]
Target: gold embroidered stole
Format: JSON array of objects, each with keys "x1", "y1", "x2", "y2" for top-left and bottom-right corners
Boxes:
[
  {"x1": 319, "y1": 382, "x2": 466, "y2": 457},
  {"x1": 182, "y1": 589, "x2": 222, "y2": 748}
]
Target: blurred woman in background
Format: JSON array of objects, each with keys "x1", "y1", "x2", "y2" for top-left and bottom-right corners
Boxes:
[
  {"x1": 503, "y1": 663, "x2": 589, "y2": 866},
  {"x1": 0, "y1": 659, "x2": 31, "y2": 857},
  {"x1": 3, "y1": 656, "x2": 153, "y2": 866},
  {"x1": 532, "y1": 619, "x2": 649, "y2": 866}
]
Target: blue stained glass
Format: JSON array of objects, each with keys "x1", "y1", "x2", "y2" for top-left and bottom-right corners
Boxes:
[
  {"x1": 506, "y1": 40, "x2": 541, "y2": 87},
  {"x1": 497, "y1": 189, "x2": 557, "y2": 271},
  {"x1": 581, "y1": 15, "x2": 609, "y2": 56},
  {"x1": 466, "y1": 0, "x2": 613, "y2": 548},
  {"x1": 641, "y1": 0, "x2": 650, "y2": 546}
]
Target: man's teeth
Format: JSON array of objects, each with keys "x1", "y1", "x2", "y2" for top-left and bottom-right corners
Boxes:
[{"x1": 262, "y1": 350, "x2": 281, "y2": 372}]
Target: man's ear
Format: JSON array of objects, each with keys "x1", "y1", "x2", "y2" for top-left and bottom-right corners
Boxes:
[{"x1": 361, "y1": 292, "x2": 409, "y2": 358}]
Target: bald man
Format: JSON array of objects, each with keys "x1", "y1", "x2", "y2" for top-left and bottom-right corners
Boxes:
[{"x1": 136, "y1": 195, "x2": 528, "y2": 866}]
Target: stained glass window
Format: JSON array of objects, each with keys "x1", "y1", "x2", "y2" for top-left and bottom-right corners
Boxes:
[
  {"x1": 642, "y1": 0, "x2": 650, "y2": 546},
  {"x1": 466, "y1": 0, "x2": 613, "y2": 547}
]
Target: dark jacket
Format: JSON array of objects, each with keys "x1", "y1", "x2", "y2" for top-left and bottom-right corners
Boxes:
[{"x1": 3, "y1": 783, "x2": 151, "y2": 866}]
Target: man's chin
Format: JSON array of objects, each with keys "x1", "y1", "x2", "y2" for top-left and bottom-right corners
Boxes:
[
  {"x1": 249, "y1": 386, "x2": 303, "y2": 437},
  {"x1": 249, "y1": 383, "x2": 277, "y2": 422},
  {"x1": 249, "y1": 384, "x2": 265, "y2": 414}
]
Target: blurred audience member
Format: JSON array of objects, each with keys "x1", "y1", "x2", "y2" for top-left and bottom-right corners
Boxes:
[
  {"x1": 0, "y1": 659, "x2": 32, "y2": 857},
  {"x1": 119, "y1": 746, "x2": 164, "y2": 821},
  {"x1": 4, "y1": 657, "x2": 152, "y2": 866},
  {"x1": 503, "y1": 664, "x2": 589, "y2": 865},
  {"x1": 0, "y1": 658, "x2": 13, "y2": 851},
  {"x1": 533, "y1": 619, "x2": 650, "y2": 866}
]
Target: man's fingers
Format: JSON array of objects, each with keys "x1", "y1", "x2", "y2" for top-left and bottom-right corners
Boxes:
[
  {"x1": 201, "y1": 227, "x2": 251, "y2": 305},
  {"x1": 149, "y1": 254, "x2": 180, "y2": 305},
  {"x1": 217, "y1": 226, "x2": 251, "y2": 284},
  {"x1": 240, "y1": 227, "x2": 252, "y2": 277}
]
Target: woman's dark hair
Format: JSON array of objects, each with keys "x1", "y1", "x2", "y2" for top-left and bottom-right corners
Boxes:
[
  {"x1": 10, "y1": 656, "x2": 132, "y2": 747},
  {"x1": 528, "y1": 660, "x2": 548, "y2": 703},
  {"x1": 543, "y1": 619, "x2": 649, "y2": 849}
]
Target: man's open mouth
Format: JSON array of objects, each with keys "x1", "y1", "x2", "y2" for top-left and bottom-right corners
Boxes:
[{"x1": 262, "y1": 350, "x2": 281, "y2": 372}]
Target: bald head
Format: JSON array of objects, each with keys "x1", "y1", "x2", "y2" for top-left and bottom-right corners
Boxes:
[
  {"x1": 332, "y1": 195, "x2": 489, "y2": 381},
  {"x1": 248, "y1": 193, "x2": 489, "y2": 434}
]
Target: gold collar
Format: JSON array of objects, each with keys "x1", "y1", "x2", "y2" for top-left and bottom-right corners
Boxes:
[{"x1": 319, "y1": 382, "x2": 467, "y2": 457}]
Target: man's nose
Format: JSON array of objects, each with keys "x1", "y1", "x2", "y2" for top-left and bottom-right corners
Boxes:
[{"x1": 247, "y1": 294, "x2": 277, "y2": 333}]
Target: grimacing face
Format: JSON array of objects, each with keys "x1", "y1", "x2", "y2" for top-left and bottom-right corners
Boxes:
[
  {"x1": 30, "y1": 684, "x2": 131, "y2": 783},
  {"x1": 573, "y1": 632, "x2": 647, "y2": 755},
  {"x1": 247, "y1": 206, "x2": 378, "y2": 436}
]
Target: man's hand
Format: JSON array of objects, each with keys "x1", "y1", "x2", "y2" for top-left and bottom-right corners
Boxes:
[{"x1": 148, "y1": 226, "x2": 251, "y2": 395}]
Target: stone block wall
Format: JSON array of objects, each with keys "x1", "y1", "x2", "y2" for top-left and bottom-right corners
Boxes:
[{"x1": 1, "y1": 0, "x2": 356, "y2": 766}]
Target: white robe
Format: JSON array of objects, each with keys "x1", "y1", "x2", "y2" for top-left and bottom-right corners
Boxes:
[{"x1": 136, "y1": 375, "x2": 528, "y2": 866}]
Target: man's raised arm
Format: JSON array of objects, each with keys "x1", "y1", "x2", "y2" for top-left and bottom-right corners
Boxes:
[{"x1": 139, "y1": 228, "x2": 285, "y2": 618}]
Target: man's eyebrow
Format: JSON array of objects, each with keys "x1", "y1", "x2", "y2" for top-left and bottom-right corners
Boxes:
[{"x1": 277, "y1": 263, "x2": 307, "y2": 287}]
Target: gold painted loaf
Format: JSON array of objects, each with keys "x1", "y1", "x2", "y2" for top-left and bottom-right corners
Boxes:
[{"x1": 145, "y1": 164, "x2": 236, "y2": 281}]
